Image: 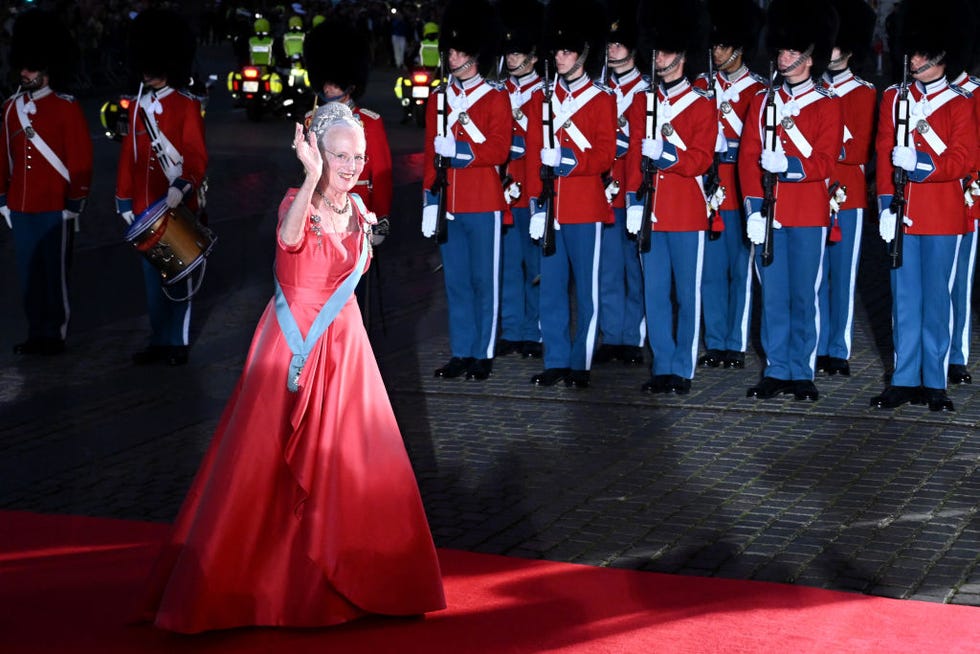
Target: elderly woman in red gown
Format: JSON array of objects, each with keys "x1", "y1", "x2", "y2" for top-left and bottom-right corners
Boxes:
[{"x1": 137, "y1": 103, "x2": 445, "y2": 633}]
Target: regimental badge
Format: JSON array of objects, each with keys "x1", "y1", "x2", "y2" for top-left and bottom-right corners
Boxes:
[
  {"x1": 916, "y1": 120, "x2": 930, "y2": 134},
  {"x1": 661, "y1": 122, "x2": 674, "y2": 137},
  {"x1": 618, "y1": 115, "x2": 627, "y2": 128},
  {"x1": 459, "y1": 111, "x2": 470, "y2": 125},
  {"x1": 24, "y1": 126, "x2": 35, "y2": 139},
  {"x1": 780, "y1": 116, "x2": 795, "y2": 130},
  {"x1": 720, "y1": 101, "x2": 732, "y2": 114},
  {"x1": 513, "y1": 108, "x2": 524, "y2": 121}
]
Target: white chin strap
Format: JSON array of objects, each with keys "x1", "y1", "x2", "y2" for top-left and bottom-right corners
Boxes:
[
  {"x1": 561, "y1": 44, "x2": 590, "y2": 80},
  {"x1": 778, "y1": 45, "x2": 814, "y2": 75},
  {"x1": 507, "y1": 54, "x2": 533, "y2": 76},
  {"x1": 450, "y1": 58, "x2": 475, "y2": 76},
  {"x1": 911, "y1": 51, "x2": 946, "y2": 75},
  {"x1": 654, "y1": 53, "x2": 683, "y2": 76}
]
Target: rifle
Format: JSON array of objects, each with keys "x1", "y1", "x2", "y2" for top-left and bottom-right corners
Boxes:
[
  {"x1": 888, "y1": 55, "x2": 910, "y2": 269},
  {"x1": 759, "y1": 61, "x2": 778, "y2": 267},
  {"x1": 430, "y1": 61, "x2": 450, "y2": 244},
  {"x1": 636, "y1": 49, "x2": 658, "y2": 254},
  {"x1": 704, "y1": 48, "x2": 723, "y2": 241},
  {"x1": 539, "y1": 59, "x2": 557, "y2": 257}
]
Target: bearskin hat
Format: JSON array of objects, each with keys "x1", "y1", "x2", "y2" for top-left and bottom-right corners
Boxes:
[
  {"x1": 499, "y1": 0, "x2": 544, "y2": 57},
  {"x1": 829, "y1": 0, "x2": 876, "y2": 65},
  {"x1": 766, "y1": 0, "x2": 839, "y2": 78},
  {"x1": 441, "y1": 0, "x2": 501, "y2": 72},
  {"x1": 896, "y1": 0, "x2": 976, "y2": 76},
  {"x1": 129, "y1": 9, "x2": 196, "y2": 89},
  {"x1": 10, "y1": 10, "x2": 78, "y2": 92},
  {"x1": 708, "y1": 0, "x2": 764, "y2": 61},
  {"x1": 545, "y1": 0, "x2": 608, "y2": 75},
  {"x1": 637, "y1": 0, "x2": 710, "y2": 76},
  {"x1": 306, "y1": 17, "x2": 371, "y2": 99},
  {"x1": 606, "y1": 0, "x2": 640, "y2": 52}
]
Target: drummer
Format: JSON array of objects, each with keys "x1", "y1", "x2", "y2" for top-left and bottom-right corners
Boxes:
[{"x1": 115, "y1": 9, "x2": 208, "y2": 366}]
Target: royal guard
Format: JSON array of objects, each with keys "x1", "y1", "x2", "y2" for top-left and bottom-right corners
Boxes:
[
  {"x1": 306, "y1": 17, "x2": 392, "y2": 228},
  {"x1": 947, "y1": 15, "x2": 980, "y2": 386},
  {"x1": 116, "y1": 9, "x2": 208, "y2": 367},
  {"x1": 595, "y1": 0, "x2": 648, "y2": 368},
  {"x1": 496, "y1": 0, "x2": 546, "y2": 360},
  {"x1": 696, "y1": 0, "x2": 766, "y2": 372},
  {"x1": 815, "y1": 0, "x2": 877, "y2": 379},
  {"x1": 871, "y1": 0, "x2": 977, "y2": 412},
  {"x1": 624, "y1": 0, "x2": 715, "y2": 395},
  {"x1": 1, "y1": 10, "x2": 92, "y2": 356},
  {"x1": 738, "y1": 0, "x2": 843, "y2": 402},
  {"x1": 422, "y1": 0, "x2": 511, "y2": 381},
  {"x1": 523, "y1": 0, "x2": 617, "y2": 389}
]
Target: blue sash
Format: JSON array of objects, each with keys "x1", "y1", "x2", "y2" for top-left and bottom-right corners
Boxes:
[{"x1": 274, "y1": 196, "x2": 370, "y2": 392}]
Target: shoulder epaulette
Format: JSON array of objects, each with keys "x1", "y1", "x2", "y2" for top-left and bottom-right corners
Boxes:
[
  {"x1": 951, "y1": 84, "x2": 972, "y2": 98},
  {"x1": 486, "y1": 80, "x2": 506, "y2": 91},
  {"x1": 593, "y1": 81, "x2": 613, "y2": 94},
  {"x1": 177, "y1": 88, "x2": 203, "y2": 101},
  {"x1": 815, "y1": 85, "x2": 833, "y2": 98},
  {"x1": 692, "y1": 86, "x2": 713, "y2": 99},
  {"x1": 358, "y1": 108, "x2": 380, "y2": 120},
  {"x1": 54, "y1": 92, "x2": 77, "y2": 102},
  {"x1": 969, "y1": 75, "x2": 980, "y2": 87},
  {"x1": 695, "y1": 72, "x2": 712, "y2": 83},
  {"x1": 852, "y1": 75, "x2": 876, "y2": 90},
  {"x1": 885, "y1": 82, "x2": 902, "y2": 92},
  {"x1": 749, "y1": 71, "x2": 768, "y2": 86}
]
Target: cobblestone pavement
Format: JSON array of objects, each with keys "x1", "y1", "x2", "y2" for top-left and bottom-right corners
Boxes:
[{"x1": 0, "y1": 47, "x2": 977, "y2": 608}]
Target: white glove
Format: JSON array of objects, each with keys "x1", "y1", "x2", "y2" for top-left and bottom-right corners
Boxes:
[
  {"x1": 529, "y1": 210, "x2": 545, "y2": 240},
  {"x1": 626, "y1": 204, "x2": 644, "y2": 234},
  {"x1": 165, "y1": 186, "x2": 185, "y2": 209},
  {"x1": 540, "y1": 148, "x2": 561, "y2": 168},
  {"x1": 891, "y1": 146, "x2": 917, "y2": 172},
  {"x1": 505, "y1": 182, "x2": 521, "y2": 202},
  {"x1": 878, "y1": 208, "x2": 913, "y2": 243},
  {"x1": 421, "y1": 204, "x2": 437, "y2": 237},
  {"x1": 642, "y1": 138, "x2": 663, "y2": 161},
  {"x1": 761, "y1": 150, "x2": 789, "y2": 173},
  {"x1": 715, "y1": 129, "x2": 728, "y2": 154},
  {"x1": 0, "y1": 205, "x2": 11, "y2": 229},
  {"x1": 121, "y1": 210, "x2": 135, "y2": 226},
  {"x1": 434, "y1": 135, "x2": 456, "y2": 158},
  {"x1": 746, "y1": 212, "x2": 782, "y2": 245}
]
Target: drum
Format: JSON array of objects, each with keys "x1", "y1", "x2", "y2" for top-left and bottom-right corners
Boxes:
[{"x1": 125, "y1": 196, "x2": 216, "y2": 285}]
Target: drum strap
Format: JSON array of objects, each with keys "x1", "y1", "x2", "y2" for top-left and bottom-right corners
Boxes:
[{"x1": 274, "y1": 229, "x2": 369, "y2": 393}]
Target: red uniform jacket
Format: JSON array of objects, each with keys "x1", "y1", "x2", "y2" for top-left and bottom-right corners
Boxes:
[
  {"x1": 952, "y1": 72, "x2": 980, "y2": 220},
  {"x1": 875, "y1": 78, "x2": 976, "y2": 235},
  {"x1": 504, "y1": 72, "x2": 545, "y2": 212},
  {"x1": 422, "y1": 75, "x2": 511, "y2": 214},
  {"x1": 353, "y1": 105, "x2": 393, "y2": 218},
  {"x1": 625, "y1": 78, "x2": 716, "y2": 231},
  {"x1": 608, "y1": 68, "x2": 648, "y2": 210},
  {"x1": 821, "y1": 70, "x2": 875, "y2": 212},
  {"x1": 0, "y1": 87, "x2": 92, "y2": 213},
  {"x1": 739, "y1": 79, "x2": 843, "y2": 228},
  {"x1": 116, "y1": 87, "x2": 208, "y2": 217},
  {"x1": 525, "y1": 74, "x2": 617, "y2": 224},
  {"x1": 694, "y1": 67, "x2": 767, "y2": 212}
]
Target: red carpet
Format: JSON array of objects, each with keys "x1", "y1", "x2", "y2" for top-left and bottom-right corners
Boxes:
[{"x1": 1, "y1": 511, "x2": 976, "y2": 653}]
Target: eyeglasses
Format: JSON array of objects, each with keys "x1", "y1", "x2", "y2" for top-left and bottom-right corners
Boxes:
[{"x1": 324, "y1": 149, "x2": 368, "y2": 166}]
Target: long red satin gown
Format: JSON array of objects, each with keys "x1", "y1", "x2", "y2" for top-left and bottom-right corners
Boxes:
[{"x1": 137, "y1": 190, "x2": 446, "y2": 633}]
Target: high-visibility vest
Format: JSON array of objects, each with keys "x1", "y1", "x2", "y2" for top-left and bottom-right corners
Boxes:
[
  {"x1": 283, "y1": 32, "x2": 304, "y2": 58},
  {"x1": 419, "y1": 39, "x2": 440, "y2": 68},
  {"x1": 249, "y1": 36, "x2": 275, "y2": 66}
]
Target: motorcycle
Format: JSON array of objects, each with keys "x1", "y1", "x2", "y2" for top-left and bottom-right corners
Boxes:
[
  {"x1": 394, "y1": 65, "x2": 441, "y2": 127},
  {"x1": 227, "y1": 64, "x2": 282, "y2": 121},
  {"x1": 101, "y1": 75, "x2": 215, "y2": 141}
]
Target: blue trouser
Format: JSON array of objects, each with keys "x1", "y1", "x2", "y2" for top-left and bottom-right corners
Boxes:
[
  {"x1": 599, "y1": 207, "x2": 645, "y2": 347},
  {"x1": 141, "y1": 258, "x2": 192, "y2": 347},
  {"x1": 817, "y1": 208, "x2": 863, "y2": 359},
  {"x1": 11, "y1": 210, "x2": 73, "y2": 342},
  {"x1": 499, "y1": 206, "x2": 541, "y2": 343},
  {"x1": 440, "y1": 210, "x2": 501, "y2": 360},
  {"x1": 700, "y1": 208, "x2": 752, "y2": 352},
  {"x1": 949, "y1": 220, "x2": 977, "y2": 366},
  {"x1": 891, "y1": 234, "x2": 960, "y2": 389},
  {"x1": 754, "y1": 227, "x2": 825, "y2": 381},
  {"x1": 643, "y1": 230, "x2": 704, "y2": 379},
  {"x1": 539, "y1": 222, "x2": 601, "y2": 370}
]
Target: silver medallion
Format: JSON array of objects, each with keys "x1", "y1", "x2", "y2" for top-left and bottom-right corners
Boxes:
[
  {"x1": 459, "y1": 111, "x2": 470, "y2": 125},
  {"x1": 915, "y1": 119, "x2": 930, "y2": 134},
  {"x1": 661, "y1": 122, "x2": 674, "y2": 137},
  {"x1": 780, "y1": 116, "x2": 795, "y2": 130},
  {"x1": 24, "y1": 126, "x2": 35, "y2": 139},
  {"x1": 618, "y1": 115, "x2": 627, "y2": 128},
  {"x1": 720, "y1": 101, "x2": 732, "y2": 114},
  {"x1": 514, "y1": 108, "x2": 524, "y2": 121}
]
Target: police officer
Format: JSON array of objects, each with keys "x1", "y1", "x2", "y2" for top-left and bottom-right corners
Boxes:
[
  {"x1": 249, "y1": 16, "x2": 276, "y2": 68},
  {"x1": 282, "y1": 15, "x2": 305, "y2": 63},
  {"x1": 871, "y1": 0, "x2": 977, "y2": 411},
  {"x1": 595, "y1": 0, "x2": 647, "y2": 367},
  {"x1": 625, "y1": 0, "x2": 715, "y2": 395},
  {"x1": 306, "y1": 17, "x2": 393, "y2": 227},
  {"x1": 419, "y1": 21, "x2": 441, "y2": 69},
  {"x1": 117, "y1": 9, "x2": 208, "y2": 367},
  {"x1": 696, "y1": 0, "x2": 766, "y2": 372},
  {"x1": 524, "y1": 0, "x2": 617, "y2": 388},
  {"x1": 814, "y1": 0, "x2": 877, "y2": 378},
  {"x1": 496, "y1": 0, "x2": 545, "y2": 359},
  {"x1": 422, "y1": 0, "x2": 511, "y2": 381},
  {"x1": 1, "y1": 10, "x2": 92, "y2": 356},
  {"x1": 738, "y1": 0, "x2": 843, "y2": 402}
]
